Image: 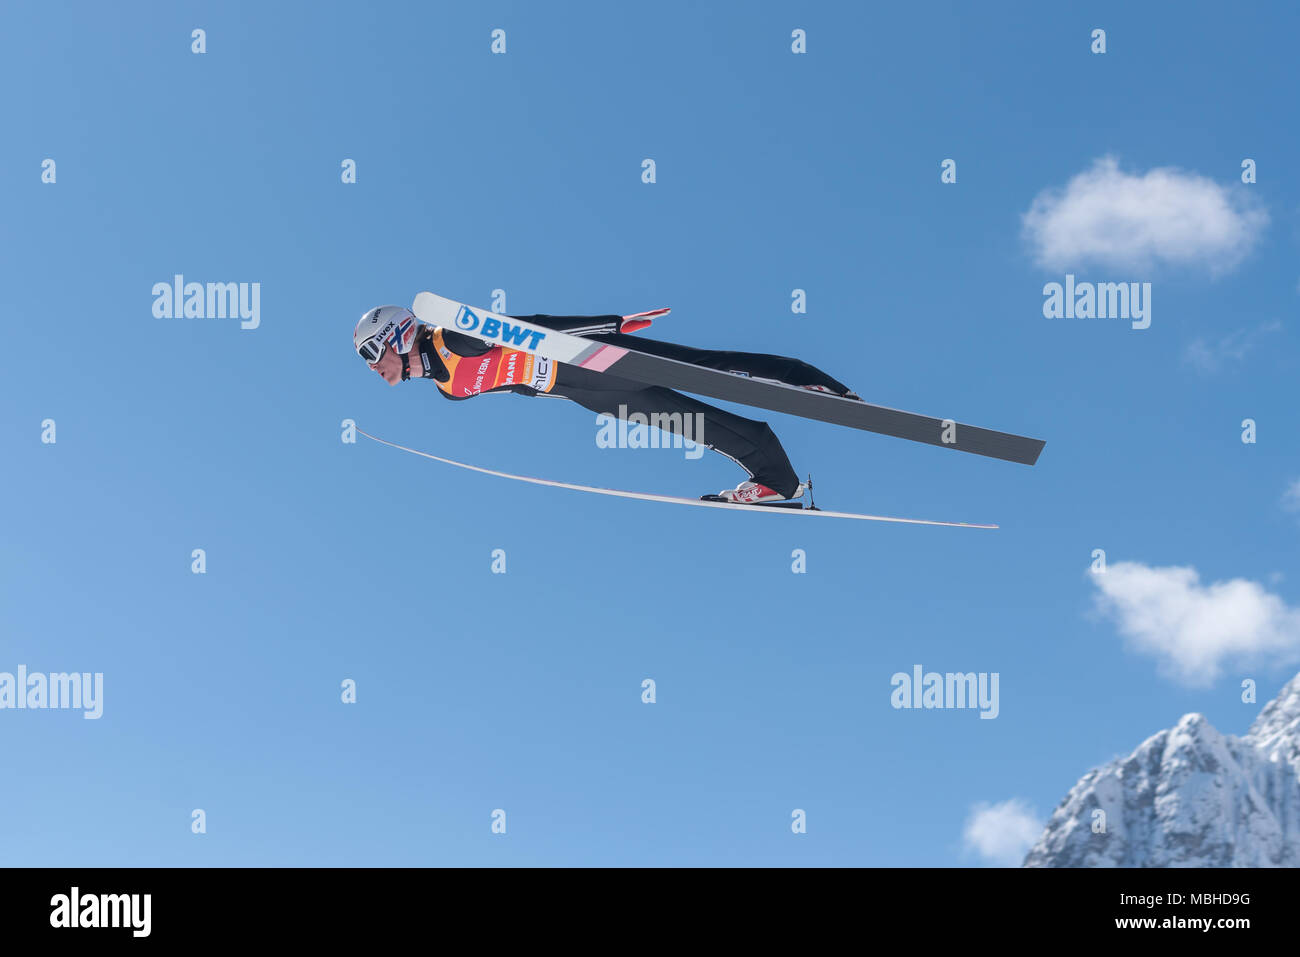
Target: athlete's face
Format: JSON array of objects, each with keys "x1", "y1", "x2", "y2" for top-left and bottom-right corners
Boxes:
[{"x1": 370, "y1": 347, "x2": 405, "y2": 385}]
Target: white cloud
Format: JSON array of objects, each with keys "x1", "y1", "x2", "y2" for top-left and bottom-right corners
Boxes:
[
  {"x1": 1184, "y1": 320, "x2": 1282, "y2": 374},
  {"x1": 963, "y1": 799, "x2": 1043, "y2": 866},
  {"x1": 1023, "y1": 156, "x2": 1268, "y2": 274},
  {"x1": 1091, "y1": 561, "x2": 1300, "y2": 686},
  {"x1": 1283, "y1": 479, "x2": 1300, "y2": 514}
]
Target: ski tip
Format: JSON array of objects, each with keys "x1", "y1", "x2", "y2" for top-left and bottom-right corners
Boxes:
[{"x1": 410, "y1": 291, "x2": 438, "y2": 322}]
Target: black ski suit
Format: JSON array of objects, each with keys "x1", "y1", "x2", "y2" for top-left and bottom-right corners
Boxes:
[{"x1": 429, "y1": 315, "x2": 852, "y2": 499}]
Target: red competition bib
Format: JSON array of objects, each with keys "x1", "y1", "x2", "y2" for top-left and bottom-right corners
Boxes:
[{"x1": 430, "y1": 327, "x2": 559, "y2": 397}]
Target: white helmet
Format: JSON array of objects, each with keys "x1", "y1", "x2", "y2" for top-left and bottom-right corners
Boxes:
[{"x1": 354, "y1": 305, "x2": 420, "y2": 364}]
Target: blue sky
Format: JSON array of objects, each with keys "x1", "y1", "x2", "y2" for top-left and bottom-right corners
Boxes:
[{"x1": 2, "y1": 1, "x2": 1298, "y2": 866}]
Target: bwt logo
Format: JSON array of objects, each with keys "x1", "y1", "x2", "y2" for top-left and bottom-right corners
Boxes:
[
  {"x1": 454, "y1": 306, "x2": 547, "y2": 351},
  {"x1": 454, "y1": 305, "x2": 481, "y2": 331}
]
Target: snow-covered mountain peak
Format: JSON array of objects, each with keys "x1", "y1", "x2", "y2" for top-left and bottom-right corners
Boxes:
[
  {"x1": 1245, "y1": 672, "x2": 1300, "y2": 763},
  {"x1": 1023, "y1": 674, "x2": 1300, "y2": 867}
]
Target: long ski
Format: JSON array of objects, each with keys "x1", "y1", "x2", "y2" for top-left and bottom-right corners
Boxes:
[
  {"x1": 358, "y1": 428, "x2": 998, "y2": 528},
  {"x1": 411, "y1": 292, "x2": 1045, "y2": 466}
]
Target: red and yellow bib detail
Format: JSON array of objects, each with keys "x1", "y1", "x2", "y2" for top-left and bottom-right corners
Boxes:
[{"x1": 430, "y1": 327, "x2": 559, "y2": 397}]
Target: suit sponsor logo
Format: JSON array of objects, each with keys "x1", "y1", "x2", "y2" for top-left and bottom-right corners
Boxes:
[
  {"x1": 472, "y1": 356, "x2": 492, "y2": 393},
  {"x1": 529, "y1": 356, "x2": 552, "y2": 390}
]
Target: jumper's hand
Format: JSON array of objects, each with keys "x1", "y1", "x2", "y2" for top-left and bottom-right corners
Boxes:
[{"x1": 620, "y1": 308, "x2": 670, "y2": 333}]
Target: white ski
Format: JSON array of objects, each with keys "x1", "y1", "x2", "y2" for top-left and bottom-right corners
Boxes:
[{"x1": 358, "y1": 428, "x2": 998, "y2": 528}]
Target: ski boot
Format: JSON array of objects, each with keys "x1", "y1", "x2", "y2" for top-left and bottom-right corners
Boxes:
[{"x1": 702, "y1": 481, "x2": 807, "y2": 508}]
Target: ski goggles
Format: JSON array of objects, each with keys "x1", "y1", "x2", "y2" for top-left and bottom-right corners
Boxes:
[{"x1": 356, "y1": 334, "x2": 387, "y2": 364}]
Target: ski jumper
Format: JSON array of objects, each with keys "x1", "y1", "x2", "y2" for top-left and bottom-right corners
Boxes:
[{"x1": 418, "y1": 315, "x2": 853, "y2": 499}]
